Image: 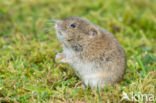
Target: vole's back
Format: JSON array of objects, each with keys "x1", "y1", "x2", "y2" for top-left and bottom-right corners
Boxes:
[{"x1": 76, "y1": 29, "x2": 126, "y2": 87}]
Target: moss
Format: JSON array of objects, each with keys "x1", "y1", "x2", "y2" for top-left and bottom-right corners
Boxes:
[{"x1": 0, "y1": 0, "x2": 155, "y2": 102}]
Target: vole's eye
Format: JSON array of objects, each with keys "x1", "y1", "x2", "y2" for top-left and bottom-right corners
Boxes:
[{"x1": 70, "y1": 23, "x2": 76, "y2": 28}]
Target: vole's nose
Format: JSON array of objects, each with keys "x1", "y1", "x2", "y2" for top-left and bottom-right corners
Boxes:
[{"x1": 56, "y1": 20, "x2": 63, "y2": 28}]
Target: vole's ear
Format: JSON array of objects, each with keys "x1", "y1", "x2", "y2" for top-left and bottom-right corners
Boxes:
[{"x1": 88, "y1": 26, "x2": 98, "y2": 38}]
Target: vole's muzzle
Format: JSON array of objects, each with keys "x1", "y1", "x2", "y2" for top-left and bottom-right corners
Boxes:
[{"x1": 55, "y1": 20, "x2": 63, "y2": 29}]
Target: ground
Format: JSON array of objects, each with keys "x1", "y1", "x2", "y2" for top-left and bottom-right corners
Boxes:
[{"x1": 0, "y1": 0, "x2": 156, "y2": 103}]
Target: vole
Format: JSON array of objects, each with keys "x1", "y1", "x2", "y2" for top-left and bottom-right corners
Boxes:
[{"x1": 55, "y1": 17, "x2": 126, "y2": 88}]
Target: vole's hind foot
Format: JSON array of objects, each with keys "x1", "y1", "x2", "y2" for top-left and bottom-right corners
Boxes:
[{"x1": 81, "y1": 83, "x2": 86, "y2": 89}]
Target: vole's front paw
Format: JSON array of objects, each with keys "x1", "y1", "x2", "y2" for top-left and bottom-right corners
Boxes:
[
  {"x1": 55, "y1": 53, "x2": 72, "y2": 63},
  {"x1": 55, "y1": 53, "x2": 65, "y2": 61},
  {"x1": 59, "y1": 58, "x2": 72, "y2": 63}
]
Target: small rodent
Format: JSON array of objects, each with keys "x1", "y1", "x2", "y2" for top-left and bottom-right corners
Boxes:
[{"x1": 55, "y1": 17, "x2": 126, "y2": 88}]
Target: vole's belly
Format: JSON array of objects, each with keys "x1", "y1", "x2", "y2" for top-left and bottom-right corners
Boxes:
[
  {"x1": 63, "y1": 48, "x2": 102, "y2": 87},
  {"x1": 71, "y1": 58, "x2": 102, "y2": 87}
]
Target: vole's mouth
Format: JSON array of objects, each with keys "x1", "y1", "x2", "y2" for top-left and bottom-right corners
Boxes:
[{"x1": 58, "y1": 31, "x2": 62, "y2": 35}]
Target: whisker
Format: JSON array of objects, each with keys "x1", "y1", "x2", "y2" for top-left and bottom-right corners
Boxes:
[
  {"x1": 44, "y1": 18, "x2": 58, "y2": 25},
  {"x1": 50, "y1": 19, "x2": 57, "y2": 22},
  {"x1": 45, "y1": 21, "x2": 56, "y2": 25},
  {"x1": 47, "y1": 19, "x2": 57, "y2": 23},
  {"x1": 42, "y1": 27, "x2": 56, "y2": 32},
  {"x1": 46, "y1": 22, "x2": 56, "y2": 25},
  {"x1": 55, "y1": 28, "x2": 66, "y2": 31},
  {"x1": 42, "y1": 17, "x2": 64, "y2": 33}
]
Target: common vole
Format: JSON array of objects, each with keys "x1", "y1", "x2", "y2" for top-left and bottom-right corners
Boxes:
[{"x1": 55, "y1": 17, "x2": 126, "y2": 88}]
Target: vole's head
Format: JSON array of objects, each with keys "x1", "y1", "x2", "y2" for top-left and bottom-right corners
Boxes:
[{"x1": 55, "y1": 17, "x2": 99, "y2": 52}]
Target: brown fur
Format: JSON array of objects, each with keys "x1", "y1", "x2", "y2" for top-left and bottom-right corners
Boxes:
[{"x1": 55, "y1": 17, "x2": 126, "y2": 88}]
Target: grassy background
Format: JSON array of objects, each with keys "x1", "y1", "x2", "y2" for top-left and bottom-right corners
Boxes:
[{"x1": 0, "y1": 0, "x2": 156, "y2": 102}]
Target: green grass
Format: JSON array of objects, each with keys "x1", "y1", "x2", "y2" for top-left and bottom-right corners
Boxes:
[{"x1": 0, "y1": 0, "x2": 156, "y2": 102}]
